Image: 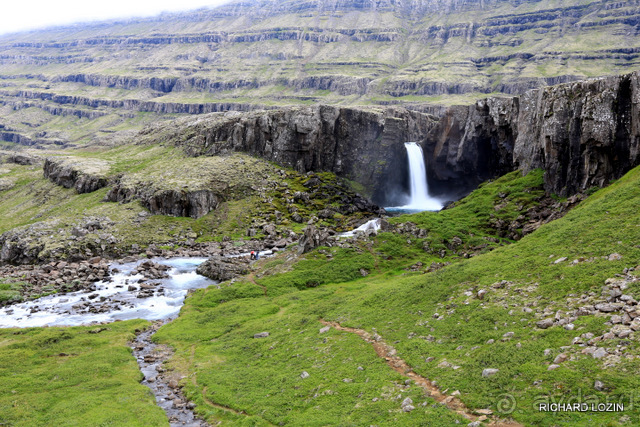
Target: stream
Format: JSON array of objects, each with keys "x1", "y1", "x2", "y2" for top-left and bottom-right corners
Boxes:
[
  {"x1": 0, "y1": 256, "x2": 218, "y2": 426},
  {"x1": 0, "y1": 257, "x2": 216, "y2": 328}
]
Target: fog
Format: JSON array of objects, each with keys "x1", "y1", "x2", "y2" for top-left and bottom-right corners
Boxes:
[{"x1": 0, "y1": 0, "x2": 232, "y2": 35}]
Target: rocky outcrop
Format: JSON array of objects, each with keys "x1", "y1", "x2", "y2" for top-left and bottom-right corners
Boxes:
[
  {"x1": 425, "y1": 70, "x2": 640, "y2": 197},
  {"x1": 513, "y1": 72, "x2": 640, "y2": 196},
  {"x1": 43, "y1": 158, "x2": 108, "y2": 194},
  {"x1": 424, "y1": 97, "x2": 518, "y2": 197},
  {"x1": 196, "y1": 255, "x2": 250, "y2": 281},
  {"x1": 298, "y1": 224, "x2": 336, "y2": 255},
  {"x1": 0, "y1": 230, "x2": 44, "y2": 265},
  {"x1": 155, "y1": 105, "x2": 435, "y2": 205},
  {"x1": 5, "y1": 153, "x2": 41, "y2": 165},
  {"x1": 104, "y1": 185, "x2": 219, "y2": 219}
]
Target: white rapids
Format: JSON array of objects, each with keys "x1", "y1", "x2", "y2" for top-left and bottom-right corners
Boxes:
[{"x1": 0, "y1": 257, "x2": 216, "y2": 328}]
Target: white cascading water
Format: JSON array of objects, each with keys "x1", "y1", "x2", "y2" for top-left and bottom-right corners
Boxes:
[{"x1": 393, "y1": 142, "x2": 442, "y2": 211}]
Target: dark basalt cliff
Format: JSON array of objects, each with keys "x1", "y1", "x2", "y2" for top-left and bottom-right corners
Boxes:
[
  {"x1": 424, "y1": 70, "x2": 640, "y2": 197},
  {"x1": 513, "y1": 72, "x2": 640, "y2": 196},
  {"x1": 423, "y1": 97, "x2": 518, "y2": 198},
  {"x1": 43, "y1": 158, "x2": 108, "y2": 194},
  {"x1": 151, "y1": 105, "x2": 436, "y2": 205},
  {"x1": 128, "y1": 71, "x2": 640, "y2": 207},
  {"x1": 104, "y1": 185, "x2": 220, "y2": 219}
]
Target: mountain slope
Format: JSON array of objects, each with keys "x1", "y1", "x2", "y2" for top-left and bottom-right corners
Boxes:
[{"x1": 1, "y1": 0, "x2": 640, "y2": 146}]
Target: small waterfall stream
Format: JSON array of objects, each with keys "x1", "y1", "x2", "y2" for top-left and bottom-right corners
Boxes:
[{"x1": 387, "y1": 142, "x2": 442, "y2": 212}]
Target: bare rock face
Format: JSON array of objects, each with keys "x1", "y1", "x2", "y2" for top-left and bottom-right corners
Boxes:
[
  {"x1": 156, "y1": 105, "x2": 436, "y2": 205},
  {"x1": 424, "y1": 97, "x2": 518, "y2": 197},
  {"x1": 6, "y1": 154, "x2": 41, "y2": 165},
  {"x1": 298, "y1": 224, "x2": 335, "y2": 254},
  {"x1": 104, "y1": 185, "x2": 219, "y2": 219},
  {"x1": 424, "y1": 70, "x2": 640, "y2": 198},
  {"x1": 514, "y1": 72, "x2": 640, "y2": 196},
  {"x1": 43, "y1": 158, "x2": 108, "y2": 194},
  {"x1": 196, "y1": 255, "x2": 250, "y2": 281}
]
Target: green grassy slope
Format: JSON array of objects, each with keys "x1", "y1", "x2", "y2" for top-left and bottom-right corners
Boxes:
[
  {"x1": 0, "y1": 320, "x2": 166, "y2": 426},
  {"x1": 154, "y1": 166, "x2": 640, "y2": 426}
]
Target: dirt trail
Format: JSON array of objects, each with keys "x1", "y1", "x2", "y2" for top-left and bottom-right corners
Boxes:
[
  {"x1": 247, "y1": 272, "x2": 268, "y2": 296},
  {"x1": 320, "y1": 319, "x2": 523, "y2": 427}
]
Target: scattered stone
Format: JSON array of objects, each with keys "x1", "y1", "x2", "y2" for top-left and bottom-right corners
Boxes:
[
  {"x1": 553, "y1": 353, "x2": 568, "y2": 364},
  {"x1": 608, "y1": 253, "x2": 623, "y2": 261},
  {"x1": 592, "y1": 348, "x2": 608, "y2": 359},
  {"x1": 548, "y1": 364, "x2": 560, "y2": 371},
  {"x1": 594, "y1": 380, "x2": 606, "y2": 391},
  {"x1": 536, "y1": 318, "x2": 555, "y2": 329},
  {"x1": 482, "y1": 368, "x2": 499, "y2": 377},
  {"x1": 254, "y1": 332, "x2": 270, "y2": 339},
  {"x1": 300, "y1": 371, "x2": 310, "y2": 379},
  {"x1": 554, "y1": 257, "x2": 568, "y2": 264}
]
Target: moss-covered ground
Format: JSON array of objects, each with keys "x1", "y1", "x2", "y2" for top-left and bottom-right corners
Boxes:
[
  {"x1": 152, "y1": 166, "x2": 640, "y2": 426},
  {"x1": 0, "y1": 320, "x2": 166, "y2": 426},
  {"x1": 1, "y1": 163, "x2": 639, "y2": 425}
]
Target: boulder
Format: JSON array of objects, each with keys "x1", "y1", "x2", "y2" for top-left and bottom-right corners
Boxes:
[{"x1": 196, "y1": 255, "x2": 250, "y2": 281}]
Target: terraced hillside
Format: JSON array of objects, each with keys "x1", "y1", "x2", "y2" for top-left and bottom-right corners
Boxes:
[{"x1": 1, "y1": 0, "x2": 640, "y2": 146}]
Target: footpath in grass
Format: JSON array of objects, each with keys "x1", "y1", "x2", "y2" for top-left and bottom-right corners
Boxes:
[
  {"x1": 155, "y1": 166, "x2": 640, "y2": 426},
  {"x1": 0, "y1": 320, "x2": 168, "y2": 426}
]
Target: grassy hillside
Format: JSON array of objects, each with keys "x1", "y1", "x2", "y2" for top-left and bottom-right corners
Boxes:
[
  {"x1": 0, "y1": 320, "x2": 166, "y2": 426},
  {"x1": 151, "y1": 165, "x2": 640, "y2": 426}
]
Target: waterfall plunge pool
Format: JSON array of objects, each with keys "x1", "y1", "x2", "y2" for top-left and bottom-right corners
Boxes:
[{"x1": 385, "y1": 142, "x2": 443, "y2": 213}]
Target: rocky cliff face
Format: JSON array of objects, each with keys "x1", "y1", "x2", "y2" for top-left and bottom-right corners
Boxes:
[
  {"x1": 423, "y1": 97, "x2": 518, "y2": 197},
  {"x1": 514, "y1": 72, "x2": 640, "y2": 196},
  {"x1": 150, "y1": 105, "x2": 436, "y2": 205},
  {"x1": 43, "y1": 158, "x2": 108, "y2": 194},
  {"x1": 425, "y1": 70, "x2": 640, "y2": 197},
  {"x1": 104, "y1": 185, "x2": 220, "y2": 219}
]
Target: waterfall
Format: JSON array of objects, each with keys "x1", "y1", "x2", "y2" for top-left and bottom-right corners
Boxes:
[{"x1": 389, "y1": 142, "x2": 442, "y2": 211}]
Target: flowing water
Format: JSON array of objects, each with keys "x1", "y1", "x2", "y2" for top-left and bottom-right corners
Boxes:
[
  {"x1": 386, "y1": 142, "x2": 443, "y2": 213},
  {"x1": 0, "y1": 257, "x2": 216, "y2": 328}
]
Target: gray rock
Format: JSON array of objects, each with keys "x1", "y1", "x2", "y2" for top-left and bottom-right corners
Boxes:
[
  {"x1": 592, "y1": 348, "x2": 608, "y2": 359},
  {"x1": 595, "y1": 303, "x2": 617, "y2": 313},
  {"x1": 254, "y1": 332, "x2": 270, "y2": 338},
  {"x1": 482, "y1": 368, "x2": 499, "y2": 377},
  {"x1": 196, "y1": 255, "x2": 250, "y2": 281},
  {"x1": 594, "y1": 380, "x2": 605, "y2": 391},
  {"x1": 300, "y1": 371, "x2": 310, "y2": 379},
  {"x1": 554, "y1": 257, "x2": 568, "y2": 264},
  {"x1": 553, "y1": 353, "x2": 568, "y2": 364},
  {"x1": 536, "y1": 318, "x2": 555, "y2": 329},
  {"x1": 319, "y1": 326, "x2": 331, "y2": 334},
  {"x1": 548, "y1": 364, "x2": 560, "y2": 371}
]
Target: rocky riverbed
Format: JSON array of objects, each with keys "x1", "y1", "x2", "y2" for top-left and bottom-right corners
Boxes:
[
  {"x1": 132, "y1": 321, "x2": 208, "y2": 427},
  {"x1": 0, "y1": 257, "x2": 216, "y2": 328}
]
